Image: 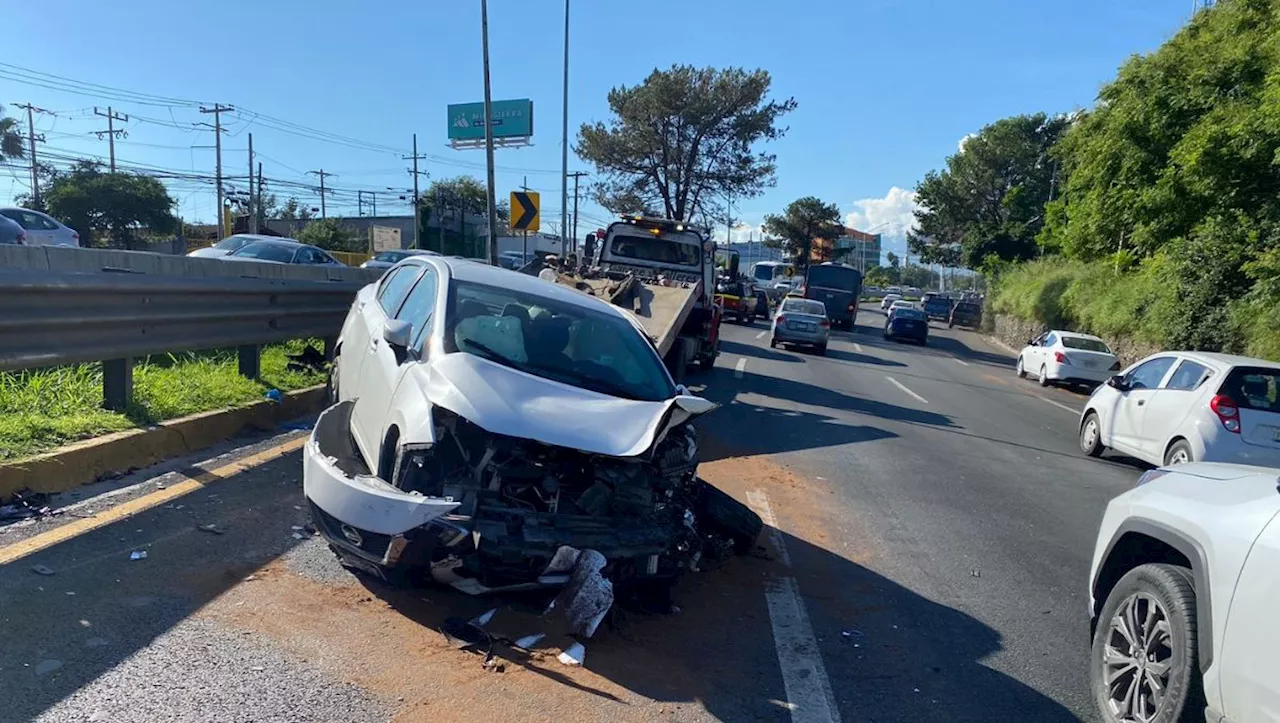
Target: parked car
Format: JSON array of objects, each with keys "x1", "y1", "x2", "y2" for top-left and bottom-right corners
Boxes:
[
  {"x1": 361, "y1": 249, "x2": 440, "y2": 270},
  {"x1": 1079, "y1": 352, "x2": 1280, "y2": 467},
  {"x1": 222, "y1": 238, "x2": 344, "y2": 266},
  {"x1": 948, "y1": 301, "x2": 983, "y2": 329},
  {"x1": 0, "y1": 207, "x2": 79, "y2": 247},
  {"x1": 884, "y1": 307, "x2": 928, "y2": 345},
  {"x1": 923, "y1": 294, "x2": 954, "y2": 321},
  {"x1": 1018, "y1": 331, "x2": 1120, "y2": 388},
  {"x1": 308, "y1": 256, "x2": 761, "y2": 628},
  {"x1": 187, "y1": 233, "x2": 275, "y2": 259},
  {"x1": 0, "y1": 213, "x2": 26, "y2": 245},
  {"x1": 770, "y1": 297, "x2": 829, "y2": 354},
  {"x1": 1088, "y1": 462, "x2": 1280, "y2": 723},
  {"x1": 879, "y1": 293, "x2": 903, "y2": 312}
]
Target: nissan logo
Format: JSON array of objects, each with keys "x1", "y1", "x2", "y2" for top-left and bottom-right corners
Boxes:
[{"x1": 340, "y1": 524, "x2": 363, "y2": 547}]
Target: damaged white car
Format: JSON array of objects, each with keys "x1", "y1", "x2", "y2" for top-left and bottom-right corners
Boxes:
[{"x1": 305, "y1": 256, "x2": 761, "y2": 632}]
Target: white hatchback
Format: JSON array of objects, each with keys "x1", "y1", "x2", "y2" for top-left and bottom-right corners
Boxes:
[
  {"x1": 1018, "y1": 330, "x2": 1120, "y2": 387},
  {"x1": 1079, "y1": 352, "x2": 1280, "y2": 467}
]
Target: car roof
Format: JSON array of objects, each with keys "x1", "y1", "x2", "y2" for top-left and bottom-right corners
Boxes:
[
  {"x1": 433, "y1": 256, "x2": 630, "y2": 316},
  {"x1": 1167, "y1": 351, "x2": 1280, "y2": 371},
  {"x1": 1050, "y1": 330, "x2": 1105, "y2": 342},
  {"x1": 238, "y1": 236, "x2": 305, "y2": 247}
]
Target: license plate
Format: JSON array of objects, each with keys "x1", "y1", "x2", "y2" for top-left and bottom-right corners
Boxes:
[{"x1": 789, "y1": 321, "x2": 813, "y2": 331}]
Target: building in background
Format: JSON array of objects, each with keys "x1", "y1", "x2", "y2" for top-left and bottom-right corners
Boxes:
[{"x1": 810, "y1": 227, "x2": 881, "y2": 270}]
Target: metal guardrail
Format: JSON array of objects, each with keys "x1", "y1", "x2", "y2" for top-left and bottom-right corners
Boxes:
[{"x1": 0, "y1": 246, "x2": 381, "y2": 409}]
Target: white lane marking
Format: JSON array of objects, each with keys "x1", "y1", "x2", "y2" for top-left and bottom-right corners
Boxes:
[
  {"x1": 756, "y1": 331, "x2": 766, "y2": 340},
  {"x1": 853, "y1": 342, "x2": 863, "y2": 353},
  {"x1": 746, "y1": 490, "x2": 840, "y2": 723},
  {"x1": 734, "y1": 358, "x2": 747, "y2": 379},
  {"x1": 954, "y1": 358, "x2": 970, "y2": 366},
  {"x1": 1037, "y1": 395, "x2": 1081, "y2": 415},
  {"x1": 886, "y1": 376, "x2": 929, "y2": 404}
]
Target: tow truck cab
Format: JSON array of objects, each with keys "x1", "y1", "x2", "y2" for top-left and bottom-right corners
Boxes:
[{"x1": 600, "y1": 216, "x2": 721, "y2": 376}]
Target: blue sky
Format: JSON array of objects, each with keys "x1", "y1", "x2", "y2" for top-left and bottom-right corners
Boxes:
[{"x1": 4, "y1": 0, "x2": 1189, "y2": 259}]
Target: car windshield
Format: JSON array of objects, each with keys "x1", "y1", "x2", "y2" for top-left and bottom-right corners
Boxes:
[
  {"x1": 213, "y1": 236, "x2": 254, "y2": 251},
  {"x1": 1061, "y1": 336, "x2": 1111, "y2": 353},
  {"x1": 230, "y1": 242, "x2": 296, "y2": 263},
  {"x1": 374, "y1": 251, "x2": 409, "y2": 263},
  {"x1": 445, "y1": 279, "x2": 675, "y2": 403},
  {"x1": 782, "y1": 299, "x2": 825, "y2": 316},
  {"x1": 1219, "y1": 367, "x2": 1280, "y2": 413},
  {"x1": 609, "y1": 232, "x2": 700, "y2": 266}
]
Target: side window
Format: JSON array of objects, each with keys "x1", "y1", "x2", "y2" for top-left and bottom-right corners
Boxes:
[
  {"x1": 1165, "y1": 360, "x2": 1211, "y2": 391},
  {"x1": 1127, "y1": 357, "x2": 1176, "y2": 390},
  {"x1": 1043, "y1": 332, "x2": 1058, "y2": 347},
  {"x1": 36, "y1": 213, "x2": 60, "y2": 230},
  {"x1": 376, "y1": 266, "x2": 419, "y2": 315},
  {"x1": 395, "y1": 268, "x2": 439, "y2": 351}
]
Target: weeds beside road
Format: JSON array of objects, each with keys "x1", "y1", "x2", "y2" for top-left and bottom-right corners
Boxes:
[{"x1": 0, "y1": 340, "x2": 326, "y2": 461}]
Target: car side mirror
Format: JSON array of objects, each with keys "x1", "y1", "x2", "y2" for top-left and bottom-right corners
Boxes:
[
  {"x1": 1107, "y1": 375, "x2": 1129, "y2": 392},
  {"x1": 383, "y1": 319, "x2": 413, "y2": 351}
]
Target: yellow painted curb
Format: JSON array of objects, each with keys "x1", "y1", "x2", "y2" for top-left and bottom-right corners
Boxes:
[{"x1": 0, "y1": 386, "x2": 327, "y2": 501}]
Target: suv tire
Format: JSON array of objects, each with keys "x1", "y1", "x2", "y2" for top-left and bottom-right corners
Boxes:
[{"x1": 1089, "y1": 563, "x2": 1203, "y2": 723}]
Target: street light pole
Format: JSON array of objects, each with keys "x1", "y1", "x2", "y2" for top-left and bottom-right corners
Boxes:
[
  {"x1": 560, "y1": 0, "x2": 571, "y2": 255},
  {"x1": 480, "y1": 0, "x2": 499, "y2": 265}
]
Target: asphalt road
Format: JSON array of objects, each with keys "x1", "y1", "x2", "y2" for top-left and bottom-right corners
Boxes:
[{"x1": 0, "y1": 309, "x2": 1145, "y2": 722}]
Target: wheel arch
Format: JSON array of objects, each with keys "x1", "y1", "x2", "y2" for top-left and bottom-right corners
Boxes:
[
  {"x1": 1164, "y1": 436, "x2": 1191, "y2": 463},
  {"x1": 1091, "y1": 520, "x2": 1214, "y2": 671}
]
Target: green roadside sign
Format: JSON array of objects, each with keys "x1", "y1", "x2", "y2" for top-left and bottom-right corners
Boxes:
[{"x1": 447, "y1": 99, "x2": 534, "y2": 141}]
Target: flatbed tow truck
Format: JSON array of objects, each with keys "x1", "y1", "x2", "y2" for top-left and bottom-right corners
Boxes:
[{"x1": 552, "y1": 216, "x2": 721, "y2": 382}]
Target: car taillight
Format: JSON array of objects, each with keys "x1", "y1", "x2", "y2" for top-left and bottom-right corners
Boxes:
[
  {"x1": 1109, "y1": 360, "x2": 1122, "y2": 371},
  {"x1": 775, "y1": 315, "x2": 786, "y2": 326},
  {"x1": 1054, "y1": 351, "x2": 1068, "y2": 364},
  {"x1": 847, "y1": 304, "x2": 855, "y2": 312},
  {"x1": 1209, "y1": 394, "x2": 1241, "y2": 433},
  {"x1": 72, "y1": 231, "x2": 80, "y2": 240},
  {"x1": 819, "y1": 319, "x2": 830, "y2": 328}
]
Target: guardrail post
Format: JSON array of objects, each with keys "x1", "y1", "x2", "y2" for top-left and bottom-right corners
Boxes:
[
  {"x1": 323, "y1": 336, "x2": 337, "y2": 361},
  {"x1": 103, "y1": 358, "x2": 133, "y2": 411},
  {"x1": 238, "y1": 345, "x2": 261, "y2": 380}
]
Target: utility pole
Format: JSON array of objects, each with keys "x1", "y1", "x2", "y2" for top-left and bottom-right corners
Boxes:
[
  {"x1": 404, "y1": 133, "x2": 427, "y2": 248},
  {"x1": 561, "y1": 0, "x2": 572, "y2": 256},
  {"x1": 15, "y1": 104, "x2": 50, "y2": 208},
  {"x1": 480, "y1": 0, "x2": 500, "y2": 265},
  {"x1": 568, "y1": 171, "x2": 587, "y2": 253},
  {"x1": 93, "y1": 106, "x2": 129, "y2": 173},
  {"x1": 308, "y1": 169, "x2": 335, "y2": 219},
  {"x1": 357, "y1": 191, "x2": 365, "y2": 217},
  {"x1": 247, "y1": 133, "x2": 258, "y2": 234},
  {"x1": 199, "y1": 104, "x2": 234, "y2": 239},
  {"x1": 257, "y1": 162, "x2": 264, "y2": 232}
]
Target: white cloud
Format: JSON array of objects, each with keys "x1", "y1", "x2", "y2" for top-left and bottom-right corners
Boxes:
[
  {"x1": 958, "y1": 133, "x2": 975, "y2": 153},
  {"x1": 845, "y1": 186, "x2": 919, "y2": 241}
]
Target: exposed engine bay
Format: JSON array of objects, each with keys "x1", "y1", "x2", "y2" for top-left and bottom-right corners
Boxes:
[{"x1": 304, "y1": 400, "x2": 762, "y2": 633}]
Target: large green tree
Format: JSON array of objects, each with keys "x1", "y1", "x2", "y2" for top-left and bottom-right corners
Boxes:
[
  {"x1": 577, "y1": 65, "x2": 796, "y2": 221},
  {"x1": 762, "y1": 197, "x2": 843, "y2": 267},
  {"x1": 296, "y1": 218, "x2": 363, "y2": 253},
  {"x1": 911, "y1": 113, "x2": 1068, "y2": 271},
  {"x1": 44, "y1": 161, "x2": 177, "y2": 249}
]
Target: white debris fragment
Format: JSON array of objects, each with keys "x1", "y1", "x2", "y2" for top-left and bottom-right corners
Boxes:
[
  {"x1": 470, "y1": 608, "x2": 497, "y2": 627},
  {"x1": 513, "y1": 633, "x2": 545, "y2": 650},
  {"x1": 291, "y1": 532, "x2": 304, "y2": 540},
  {"x1": 129, "y1": 550, "x2": 147, "y2": 561},
  {"x1": 557, "y1": 642, "x2": 586, "y2": 666}
]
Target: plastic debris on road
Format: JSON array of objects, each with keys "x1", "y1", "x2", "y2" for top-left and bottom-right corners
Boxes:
[
  {"x1": 129, "y1": 550, "x2": 147, "y2": 561},
  {"x1": 31, "y1": 564, "x2": 55, "y2": 576},
  {"x1": 549, "y1": 548, "x2": 613, "y2": 638},
  {"x1": 470, "y1": 608, "x2": 497, "y2": 627},
  {"x1": 440, "y1": 617, "x2": 492, "y2": 651},
  {"x1": 197, "y1": 524, "x2": 224, "y2": 535},
  {"x1": 557, "y1": 642, "x2": 586, "y2": 666},
  {"x1": 291, "y1": 532, "x2": 304, "y2": 540},
  {"x1": 513, "y1": 633, "x2": 545, "y2": 650},
  {"x1": 264, "y1": 389, "x2": 283, "y2": 404}
]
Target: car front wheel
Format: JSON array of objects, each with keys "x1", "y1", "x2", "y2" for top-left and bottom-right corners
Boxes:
[
  {"x1": 1080, "y1": 412, "x2": 1104, "y2": 457},
  {"x1": 1164, "y1": 440, "x2": 1194, "y2": 466},
  {"x1": 1016, "y1": 356, "x2": 1026, "y2": 378},
  {"x1": 1090, "y1": 563, "x2": 1202, "y2": 723}
]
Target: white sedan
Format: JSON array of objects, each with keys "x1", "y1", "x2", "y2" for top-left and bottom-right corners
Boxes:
[
  {"x1": 187, "y1": 233, "x2": 275, "y2": 259},
  {"x1": 1079, "y1": 352, "x2": 1280, "y2": 467},
  {"x1": 1017, "y1": 330, "x2": 1120, "y2": 387},
  {"x1": 1089, "y1": 462, "x2": 1280, "y2": 723},
  {"x1": 306, "y1": 256, "x2": 760, "y2": 622},
  {"x1": 879, "y1": 293, "x2": 903, "y2": 311},
  {"x1": 0, "y1": 207, "x2": 79, "y2": 247}
]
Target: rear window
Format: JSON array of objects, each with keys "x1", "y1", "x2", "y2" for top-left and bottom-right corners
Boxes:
[
  {"x1": 374, "y1": 251, "x2": 409, "y2": 263},
  {"x1": 230, "y1": 241, "x2": 296, "y2": 263},
  {"x1": 806, "y1": 265, "x2": 861, "y2": 291},
  {"x1": 782, "y1": 299, "x2": 825, "y2": 316},
  {"x1": 955, "y1": 303, "x2": 980, "y2": 313},
  {"x1": 213, "y1": 235, "x2": 254, "y2": 251},
  {"x1": 1219, "y1": 367, "x2": 1280, "y2": 413},
  {"x1": 610, "y1": 233, "x2": 700, "y2": 266},
  {"x1": 1061, "y1": 336, "x2": 1112, "y2": 353},
  {"x1": 894, "y1": 309, "x2": 926, "y2": 321}
]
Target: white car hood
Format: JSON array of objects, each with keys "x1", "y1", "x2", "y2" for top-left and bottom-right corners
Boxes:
[
  {"x1": 411, "y1": 352, "x2": 700, "y2": 458},
  {"x1": 188, "y1": 247, "x2": 232, "y2": 258}
]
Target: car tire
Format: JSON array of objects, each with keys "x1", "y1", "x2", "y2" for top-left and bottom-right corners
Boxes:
[
  {"x1": 1039, "y1": 365, "x2": 1051, "y2": 387},
  {"x1": 769, "y1": 337, "x2": 778, "y2": 349},
  {"x1": 698, "y1": 354, "x2": 716, "y2": 371},
  {"x1": 948, "y1": 321, "x2": 954, "y2": 328},
  {"x1": 816, "y1": 343, "x2": 827, "y2": 356},
  {"x1": 1080, "y1": 412, "x2": 1105, "y2": 457},
  {"x1": 1090, "y1": 563, "x2": 1203, "y2": 723},
  {"x1": 326, "y1": 356, "x2": 341, "y2": 404},
  {"x1": 1016, "y1": 356, "x2": 1026, "y2": 379},
  {"x1": 1164, "y1": 440, "x2": 1194, "y2": 466}
]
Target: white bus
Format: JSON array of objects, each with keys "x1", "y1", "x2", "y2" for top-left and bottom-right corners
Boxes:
[{"x1": 749, "y1": 260, "x2": 795, "y2": 289}]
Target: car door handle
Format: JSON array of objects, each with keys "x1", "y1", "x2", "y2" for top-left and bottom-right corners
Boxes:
[{"x1": 1137, "y1": 400, "x2": 1145, "y2": 406}]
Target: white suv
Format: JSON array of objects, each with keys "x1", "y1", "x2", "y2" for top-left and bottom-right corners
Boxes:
[
  {"x1": 1079, "y1": 352, "x2": 1280, "y2": 468},
  {"x1": 1089, "y1": 463, "x2": 1280, "y2": 723}
]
